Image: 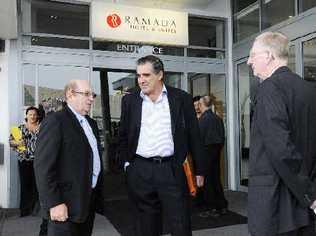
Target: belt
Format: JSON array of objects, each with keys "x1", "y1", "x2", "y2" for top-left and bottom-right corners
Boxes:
[{"x1": 135, "y1": 154, "x2": 173, "y2": 164}]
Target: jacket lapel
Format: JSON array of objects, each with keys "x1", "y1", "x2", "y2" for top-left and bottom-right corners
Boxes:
[
  {"x1": 64, "y1": 106, "x2": 90, "y2": 147},
  {"x1": 133, "y1": 92, "x2": 143, "y2": 143}
]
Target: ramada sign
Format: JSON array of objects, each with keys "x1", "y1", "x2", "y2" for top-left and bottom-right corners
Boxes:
[
  {"x1": 106, "y1": 13, "x2": 177, "y2": 34},
  {"x1": 92, "y1": 2, "x2": 188, "y2": 46}
]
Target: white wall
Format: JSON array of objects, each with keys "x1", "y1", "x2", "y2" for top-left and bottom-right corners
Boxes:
[
  {"x1": 0, "y1": 41, "x2": 10, "y2": 208},
  {"x1": 0, "y1": 40, "x2": 21, "y2": 208}
]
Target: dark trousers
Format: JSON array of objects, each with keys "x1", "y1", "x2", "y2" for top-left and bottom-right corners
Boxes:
[
  {"x1": 126, "y1": 157, "x2": 192, "y2": 236},
  {"x1": 47, "y1": 191, "x2": 96, "y2": 236},
  {"x1": 203, "y1": 144, "x2": 227, "y2": 210},
  {"x1": 277, "y1": 223, "x2": 315, "y2": 236},
  {"x1": 18, "y1": 160, "x2": 38, "y2": 216}
]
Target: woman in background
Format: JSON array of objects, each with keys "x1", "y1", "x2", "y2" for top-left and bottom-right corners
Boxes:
[{"x1": 9, "y1": 106, "x2": 40, "y2": 217}]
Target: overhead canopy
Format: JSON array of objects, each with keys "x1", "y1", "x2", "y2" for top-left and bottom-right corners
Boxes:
[{"x1": 0, "y1": 0, "x2": 17, "y2": 39}]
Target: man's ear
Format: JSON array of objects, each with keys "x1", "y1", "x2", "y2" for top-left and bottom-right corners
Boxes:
[{"x1": 158, "y1": 71, "x2": 163, "y2": 81}]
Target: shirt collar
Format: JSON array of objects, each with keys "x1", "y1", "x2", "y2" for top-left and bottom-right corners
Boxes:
[
  {"x1": 140, "y1": 83, "x2": 168, "y2": 100},
  {"x1": 67, "y1": 104, "x2": 85, "y2": 123}
]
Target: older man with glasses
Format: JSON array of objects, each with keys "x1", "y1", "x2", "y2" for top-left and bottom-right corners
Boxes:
[
  {"x1": 247, "y1": 32, "x2": 316, "y2": 236},
  {"x1": 34, "y1": 80, "x2": 104, "y2": 236}
]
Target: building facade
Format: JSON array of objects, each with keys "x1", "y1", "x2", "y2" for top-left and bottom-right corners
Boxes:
[{"x1": 0, "y1": 0, "x2": 315, "y2": 208}]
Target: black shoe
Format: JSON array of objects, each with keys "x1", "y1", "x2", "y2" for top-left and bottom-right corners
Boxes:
[
  {"x1": 208, "y1": 209, "x2": 220, "y2": 218},
  {"x1": 218, "y1": 208, "x2": 228, "y2": 215}
]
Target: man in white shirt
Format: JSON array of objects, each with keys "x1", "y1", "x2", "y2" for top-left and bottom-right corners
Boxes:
[{"x1": 119, "y1": 55, "x2": 205, "y2": 236}]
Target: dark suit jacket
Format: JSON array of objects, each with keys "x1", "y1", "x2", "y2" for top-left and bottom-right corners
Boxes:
[
  {"x1": 118, "y1": 86, "x2": 206, "y2": 191},
  {"x1": 34, "y1": 106, "x2": 104, "y2": 223},
  {"x1": 198, "y1": 109, "x2": 225, "y2": 146},
  {"x1": 248, "y1": 66, "x2": 316, "y2": 235}
]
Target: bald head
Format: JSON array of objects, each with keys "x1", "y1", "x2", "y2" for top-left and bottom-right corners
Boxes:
[{"x1": 64, "y1": 80, "x2": 95, "y2": 115}]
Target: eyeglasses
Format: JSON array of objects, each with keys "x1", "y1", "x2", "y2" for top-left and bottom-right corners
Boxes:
[
  {"x1": 249, "y1": 50, "x2": 268, "y2": 59},
  {"x1": 72, "y1": 90, "x2": 97, "y2": 98}
]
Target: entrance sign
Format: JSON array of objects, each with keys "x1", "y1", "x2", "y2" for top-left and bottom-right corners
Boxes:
[{"x1": 91, "y1": 2, "x2": 188, "y2": 46}]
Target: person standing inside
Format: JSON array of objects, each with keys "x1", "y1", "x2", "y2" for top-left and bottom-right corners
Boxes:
[
  {"x1": 119, "y1": 55, "x2": 205, "y2": 236},
  {"x1": 198, "y1": 95, "x2": 227, "y2": 217},
  {"x1": 34, "y1": 80, "x2": 104, "y2": 236},
  {"x1": 193, "y1": 95, "x2": 202, "y2": 119},
  {"x1": 9, "y1": 106, "x2": 40, "y2": 217},
  {"x1": 247, "y1": 31, "x2": 316, "y2": 236}
]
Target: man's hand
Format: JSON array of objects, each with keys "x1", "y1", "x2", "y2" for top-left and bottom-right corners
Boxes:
[
  {"x1": 196, "y1": 175, "x2": 204, "y2": 187},
  {"x1": 50, "y1": 203, "x2": 68, "y2": 222}
]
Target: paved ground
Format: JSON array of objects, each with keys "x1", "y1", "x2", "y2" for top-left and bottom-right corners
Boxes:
[{"x1": 0, "y1": 190, "x2": 249, "y2": 236}]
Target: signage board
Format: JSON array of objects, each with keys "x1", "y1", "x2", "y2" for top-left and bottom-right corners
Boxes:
[{"x1": 91, "y1": 2, "x2": 188, "y2": 46}]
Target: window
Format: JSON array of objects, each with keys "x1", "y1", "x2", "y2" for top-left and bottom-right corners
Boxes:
[
  {"x1": 237, "y1": 61, "x2": 259, "y2": 186},
  {"x1": 0, "y1": 40, "x2": 4, "y2": 52},
  {"x1": 288, "y1": 45, "x2": 296, "y2": 73},
  {"x1": 261, "y1": 0, "x2": 295, "y2": 30},
  {"x1": 232, "y1": 0, "x2": 260, "y2": 42},
  {"x1": 189, "y1": 17, "x2": 225, "y2": 48},
  {"x1": 28, "y1": 36, "x2": 89, "y2": 49},
  {"x1": 299, "y1": 0, "x2": 316, "y2": 13},
  {"x1": 22, "y1": 64, "x2": 36, "y2": 107},
  {"x1": 303, "y1": 37, "x2": 316, "y2": 81},
  {"x1": 22, "y1": 0, "x2": 89, "y2": 37}
]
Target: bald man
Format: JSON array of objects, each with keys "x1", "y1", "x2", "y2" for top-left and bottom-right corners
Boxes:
[{"x1": 34, "y1": 80, "x2": 104, "y2": 236}]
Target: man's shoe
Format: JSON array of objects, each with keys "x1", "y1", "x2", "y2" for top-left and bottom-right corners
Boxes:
[{"x1": 209, "y1": 209, "x2": 220, "y2": 218}]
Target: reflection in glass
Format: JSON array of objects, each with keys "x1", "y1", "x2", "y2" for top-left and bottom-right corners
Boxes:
[
  {"x1": 23, "y1": 0, "x2": 89, "y2": 36},
  {"x1": 233, "y1": 2, "x2": 260, "y2": 42},
  {"x1": 23, "y1": 64, "x2": 36, "y2": 107},
  {"x1": 30, "y1": 36, "x2": 89, "y2": 49},
  {"x1": 38, "y1": 65, "x2": 89, "y2": 113},
  {"x1": 187, "y1": 49, "x2": 225, "y2": 59},
  {"x1": 238, "y1": 63, "x2": 250, "y2": 186},
  {"x1": 261, "y1": 0, "x2": 295, "y2": 29},
  {"x1": 299, "y1": 0, "x2": 316, "y2": 13},
  {"x1": 189, "y1": 17, "x2": 225, "y2": 48},
  {"x1": 303, "y1": 37, "x2": 316, "y2": 81},
  {"x1": 237, "y1": 62, "x2": 259, "y2": 186},
  {"x1": 288, "y1": 45, "x2": 296, "y2": 73},
  {"x1": 165, "y1": 73, "x2": 182, "y2": 89}
]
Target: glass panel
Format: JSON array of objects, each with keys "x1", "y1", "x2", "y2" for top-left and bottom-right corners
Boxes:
[
  {"x1": 23, "y1": 36, "x2": 89, "y2": 49},
  {"x1": 233, "y1": 1, "x2": 260, "y2": 42},
  {"x1": 38, "y1": 65, "x2": 89, "y2": 113},
  {"x1": 187, "y1": 48, "x2": 225, "y2": 59},
  {"x1": 288, "y1": 45, "x2": 296, "y2": 73},
  {"x1": 262, "y1": 0, "x2": 295, "y2": 29},
  {"x1": 0, "y1": 40, "x2": 4, "y2": 52},
  {"x1": 188, "y1": 72, "x2": 227, "y2": 185},
  {"x1": 237, "y1": 62, "x2": 259, "y2": 187},
  {"x1": 299, "y1": 0, "x2": 316, "y2": 12},
  {"x1": 23, "y1": 64, "x2": 36, "y2": 106},
  {"x1": 22, "y1": 0, "x2": 89, "y2": 37},
  {"x1": 93, "y1": 42, "x2": 184, "y2": 56},
  {"x1": 303, "y1": 37, "x2": 316, "y2": 81},
  {"x1": 189, "y1": 17, "x2": 225, "y2": 48},
  {"x1": 165, "y1": 73, "x2": 182, "y2": 89}
]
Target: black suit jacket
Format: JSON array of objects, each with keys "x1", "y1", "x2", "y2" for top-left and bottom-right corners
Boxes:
[
  {"x1": 34, "y1": 106, "x2": 104, "y2": 223},
  {"x1": 118, "y1": 86, "x2": 206, "y2": 190},
  {"x1": 248, "y1": 67, "x2": 316, "y2": 235},
  {"x1": 198, "y1": 109, "x2": 225, "y2": 146}
]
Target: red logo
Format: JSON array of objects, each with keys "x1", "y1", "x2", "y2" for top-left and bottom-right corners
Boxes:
[{"x1": 107, "y1": 14, "x2": 122, "y2": 28}]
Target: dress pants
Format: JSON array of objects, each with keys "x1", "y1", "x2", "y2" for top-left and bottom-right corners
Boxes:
[
  {"x1": 126, "y1": 157, "x2": 192, "y2": 236},
  {"x1": 277, "y1": 223, "x2": 315, "y2": 236},
  {"x1": 203, "y1": 144, "x2": 227, "y2": 210},
  {"x1": 47, "y1": 190, "x2": 96, "y2": 236},
  {"x1": 18, "y1": 160, "x2": 38, "y2": 216}
]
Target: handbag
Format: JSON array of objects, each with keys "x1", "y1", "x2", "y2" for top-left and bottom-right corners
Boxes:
[{"x1": 183, "y1": 153, "x2": 197, "y2": 197}]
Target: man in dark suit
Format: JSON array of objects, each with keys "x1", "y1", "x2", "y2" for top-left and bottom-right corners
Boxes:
[
  {"x1": 34, "y1": 80, "x2": 104, "y2": 236},
  {"x1": 198, "y1": 95, "x2": 227, "y2": 217},
  {"x1": 118, "y1": 55, "x2": 205, "y2": 236},
  {"x1": 247, "y1": 31, "x2": 316, "y2": 236}
]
